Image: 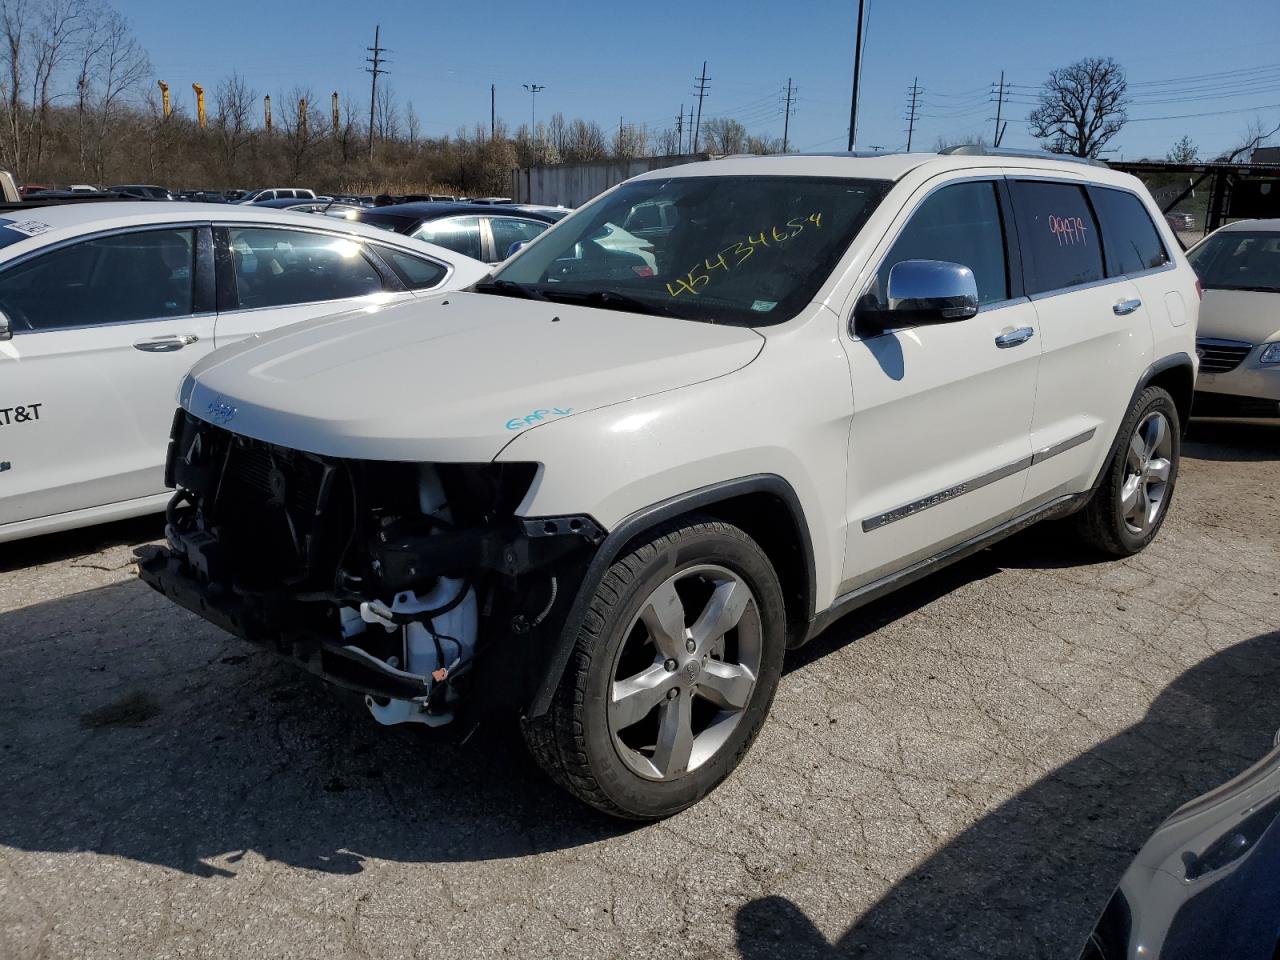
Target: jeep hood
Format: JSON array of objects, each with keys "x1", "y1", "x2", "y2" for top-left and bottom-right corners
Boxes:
[
  {"x1": 181, "y1": 292, "x2": 764, "y2": 461},
  {"x1": 1197, "y1": 289, "x2": 1280, "y2": 344}
]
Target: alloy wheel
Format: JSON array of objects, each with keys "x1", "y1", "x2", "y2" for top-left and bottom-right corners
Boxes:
[
  {"x1": 1121, "y1": 410, "x2": 1173, "y2": 535},
  {"x1": 607, "y1": 564, "x2": 762, "y2": 781}
]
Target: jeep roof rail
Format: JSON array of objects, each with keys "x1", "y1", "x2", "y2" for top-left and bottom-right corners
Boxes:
[{"x1": 937, "y1": 143, "x2": 1109, "y2": 167}]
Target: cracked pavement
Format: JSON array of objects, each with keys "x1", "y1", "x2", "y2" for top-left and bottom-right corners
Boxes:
[{"x1": 0, "y1": 419, "x2": 1277, "y2": 959}]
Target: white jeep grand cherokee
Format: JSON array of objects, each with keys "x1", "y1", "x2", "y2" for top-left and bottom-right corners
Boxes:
[{"x1": 141, "y1": 149, "x2": 1199, "y2": 819}]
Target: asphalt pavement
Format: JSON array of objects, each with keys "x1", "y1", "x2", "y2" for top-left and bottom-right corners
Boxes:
[{"x1": 1, "y1": 419, "x2": 1277, "y2": 959}]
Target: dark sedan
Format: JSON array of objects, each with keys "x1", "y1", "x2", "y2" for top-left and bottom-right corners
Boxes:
[
  {"x1": 108, "y1": 184, "x2": 174, "y2": 201},
  {"x1": 352, "y1": 201, "x2": 568, "y2": 263}
]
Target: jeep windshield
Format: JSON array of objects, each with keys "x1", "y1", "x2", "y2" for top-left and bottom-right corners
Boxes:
[
  {"x1": 481, "y1": 175, "x2": 890, "y2": 325},
  {"x1": 1187, "y1": 230, "x2": 1280, "y2": 293}
]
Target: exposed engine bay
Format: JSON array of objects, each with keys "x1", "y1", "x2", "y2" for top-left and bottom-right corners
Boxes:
[{"x1": 140, "y1": 410, "x2": 601, "y2": 728}]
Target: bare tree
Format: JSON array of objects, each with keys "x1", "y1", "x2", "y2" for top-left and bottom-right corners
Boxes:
[
  {"x1": 405, "y1": 100, "x2": 420, "y2": 147},
  {"x1": 655, "y1": 125, "x2": 680, "y2": 156},
  {"x1": 564, "y1": 118, "x2": 606, "y2": 162},
  {"x1": 1028, "y1": 56, "x2": 1128, "y2": 158},
  {"x1": 1215, "y1": 116, "x2": 1280, "y2": 162},
  {"x1": 73, "y1": 3, "x2": 147, "y2": 180},
  {"x1": 279, "y1": 86, "x2": 323, "y2": 181},
  {"x1": 1166, "y1": 135, "x2": 1198, "y2": 163},
  {"x1": 374, "y1": 84, "x2": 399, "y2": 142},
  {"x1": 700, "y1": 117, "x2": 747, "y2": 154},
  {"x1": 546, "y1": 111, "x2": 567, "y2": 156},
  {"x1": 213, "y1": 72, "x2": 253, "y2": 178},
  {"x1": 611, "y1": 120, "x2": 647, "y2": 159}
]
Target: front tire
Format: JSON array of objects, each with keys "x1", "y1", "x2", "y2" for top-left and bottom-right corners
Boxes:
[
  {"x1": 1075, "y1": 385, "x2": 1180, "y2": 556},
  {"x1": 523, "y1": 517, "x2": 786, "y2": 819}
]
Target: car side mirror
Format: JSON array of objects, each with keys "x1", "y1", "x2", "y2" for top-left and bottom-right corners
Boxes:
[
  {"x1": 858, "y1": 259, "x2": 979, "y2": 335},
  {"x1": 0, "y1": 309, "x2": 11, "y2": 341},
  {"x1": 886, "y1": 259, "x2": 979, "y2": 323},
  {"x1": 506, "y1": 240, "x2": 529, "y2": 258}
]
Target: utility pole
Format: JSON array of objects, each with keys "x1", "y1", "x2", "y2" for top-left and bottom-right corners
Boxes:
[
  {"x1": 991, "y1": 70, "x2": 1009, "y2": 147},
  {"x1": 782, "y1": 77, "x2": 796, "y2": 153},
  {"x1": 905, "y1": 77, "x2": 921, "y2": 151},
  {"x1": 676, "y1": 104, "x2": 683, "y2": 156},
  {"x1": 366, "y1": 24, "x2": 388, "y2": 162},
  {"x1": 263, "y1": 94, "x2": 272, "y2": 132},
  {"x1": 522, "y1": 83, "x2": 545, "y2": 133},
  {"x1": 692, "y1": 61, "x2": 710, "y2": 154},
  {"x1": 490, "y1": 83, "x2": 496, "y2": 140},
  {"x1": 846, "y1": 0, "x2": 865, "y2": 151}
]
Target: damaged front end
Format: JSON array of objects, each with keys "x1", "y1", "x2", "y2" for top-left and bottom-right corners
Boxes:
[{"x1": 139, "y1": 410, "x2": 601, "y2": 728}]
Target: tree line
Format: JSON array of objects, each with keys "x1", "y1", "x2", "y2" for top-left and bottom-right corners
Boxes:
[{"x1": 0, "y1": 0, "x2": 786, "y2": 194}]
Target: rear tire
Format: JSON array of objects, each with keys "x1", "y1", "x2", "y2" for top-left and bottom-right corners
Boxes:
[
  {"x1": 1074, "y1": 385, "x2": 1180, "y2": 557},
  {"x1": 522, "y1": 517, "x2": 786, "y2": 820}
]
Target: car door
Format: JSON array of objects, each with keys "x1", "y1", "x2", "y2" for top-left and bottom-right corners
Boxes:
[
  {"x1": 0, "y1": 224, "x2": 215, "y2": 525},
  {"x1": 212, "y1": 224, "x2": 414, "y2": 347},
  {"x1": 841, "y1": 178, "x2": 1041, "y2": 590},
  {"x1": 1005, "y1": 177, "x2": 1156, "y2": 508}
]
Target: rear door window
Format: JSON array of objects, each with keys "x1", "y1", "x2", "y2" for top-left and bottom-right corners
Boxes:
[
  {"x1": 226, "y1": 227, "x2": 384, "y2": 309},
  {"x1": 1091, "y1": 187, "x2": 1170, "y2": 276},
  {"x1": 413, "y1": 216, "x2": 484, "y2": 261},
  {"x1": 1009, "y1": 181, "x2": 1105, "y2": 294},
  {"x1": 378, "y1": 246, "x2": 449, "y2": 290}
]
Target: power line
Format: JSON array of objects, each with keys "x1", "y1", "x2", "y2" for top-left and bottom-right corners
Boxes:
[
  {"x1": 992, "y1": 71, "x2": 1008, "y2": 147},
  {"x1": 904, "y1": 77, "x2": 922, "y2": 151},
  {"x1": 692, "y1": 61, "x2": 711, "y2": 153},
  {"x1": 365, "y1": 23, "x2": 388, "y2": 162},
  {"x1": 846, "y1": 0, "x2": 866, "y2": 150},
  {"x1": 782, "y1": 78, "x2": 796, "y2": 152}
]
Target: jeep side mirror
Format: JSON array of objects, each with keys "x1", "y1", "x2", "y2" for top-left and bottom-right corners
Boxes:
[
  {"x1": 857, "y1": 259, "x2": 979, "y2": 336},
  {"x1": 885, "y1": 259, "x2": 979, "y2": 324},
  {"x1": 0, "y1": 309, "x2": 11, "y2": 341}
]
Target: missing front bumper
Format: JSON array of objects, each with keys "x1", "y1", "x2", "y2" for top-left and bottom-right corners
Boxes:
[{"x1": 138, "y1": 548, "x2": 437, "y2": 702}]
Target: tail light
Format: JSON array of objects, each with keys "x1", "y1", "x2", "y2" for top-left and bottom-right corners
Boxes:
[{"x1": 1195, "y1": 278, "x2": 1203, "y2": 300}]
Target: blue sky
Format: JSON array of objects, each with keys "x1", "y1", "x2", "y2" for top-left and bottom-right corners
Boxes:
[{"x1": 126, "y1": 0, "x2": 1280, "y2": 160}]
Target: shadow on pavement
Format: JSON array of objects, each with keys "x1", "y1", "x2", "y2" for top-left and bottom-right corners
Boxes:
[
  {"x1": 1184, "y1": 419, "x2": 1280, "y2": 462},
  {"x1": 0, "y1": 579, "x2": 630, "y2": 877},
  {"x1": 735, "y1": 628, "x2": 1280, "y2": 960},
  {"x1": 0, "y1": 513, "x2": 164, "y2": 573}
]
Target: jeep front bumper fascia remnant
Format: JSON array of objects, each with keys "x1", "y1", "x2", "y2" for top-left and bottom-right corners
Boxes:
[{"x1": 141, "y1": 410, "x2": 604, "y2": 720}]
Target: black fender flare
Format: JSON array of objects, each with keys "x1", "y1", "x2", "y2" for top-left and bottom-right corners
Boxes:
[{"x1": 525, "y1": 473, "x2": 815, "y2": 718}]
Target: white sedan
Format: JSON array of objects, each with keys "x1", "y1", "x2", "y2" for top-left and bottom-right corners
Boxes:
[{"x1": 0, "y1": 202, "x2": 490, "y2": 543}]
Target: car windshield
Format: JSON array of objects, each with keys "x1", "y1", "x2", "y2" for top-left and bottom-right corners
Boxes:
[
  {"x1": 485, "y1": 175, "x2": 890, "y2": 325},
  {"x1": 1187, "y1": 229, "x2": 1280, "y2": 292}
]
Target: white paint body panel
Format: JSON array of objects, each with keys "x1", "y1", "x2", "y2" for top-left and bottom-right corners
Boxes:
[
  {"x1": 180, "y1": 293, "x2": 764, "y2": 463},
  {"x1": 0, "y1": 203, "x2": 487, "y2": 543}
]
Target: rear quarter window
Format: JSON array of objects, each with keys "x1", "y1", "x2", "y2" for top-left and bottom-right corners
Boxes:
[
  {"x1": 1009, "y1": 180, "x2": 1105, "y2": 294},
  {"x1": 1091, "y1": 187, "x2": 1170, "y2": 276}
]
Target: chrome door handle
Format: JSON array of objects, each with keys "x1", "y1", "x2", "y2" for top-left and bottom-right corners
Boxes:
[
  {"x1": 134, "y1": 334, "x2": 199, "y2": 352},
  {"x1": 1113, "y1": 298, "x2": 1142, "y2": 316},
  {"x1": 994, "y1": 326, "x2": 1035, "y2": 348}
]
